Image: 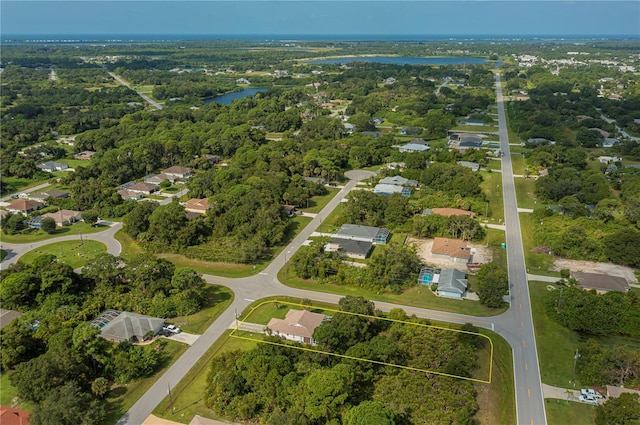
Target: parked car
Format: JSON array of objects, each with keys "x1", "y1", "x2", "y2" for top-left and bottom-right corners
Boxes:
[
  {"x1": 579, "y1": 395, "x2": 598, "y2": 405},
  {"x1": 164, "y1": 324, "x2": 181, "y2": 334},
  {"x1": 581, "y1": 389, "x2": 603, "y2": 399}
]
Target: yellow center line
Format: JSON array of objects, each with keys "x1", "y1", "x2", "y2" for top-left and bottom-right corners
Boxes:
[
  {"x1": 525, "y1": 363, "x2": 528, "y2": 371},
  {"x1": 520, "y1": 321, "x2": 524, "y2": 328},
  {"x1": 528, "y1": 388, "x2": 531, "y2": 398},
  {"x1": 522, "y1": 340, "x2": 526, "y2": 348},
  {"x1": 519, "y1": 303, "x2": 522, "y2": 310}
]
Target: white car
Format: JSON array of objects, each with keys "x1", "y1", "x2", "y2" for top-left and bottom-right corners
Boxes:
[
  {"x1": 581, "y1": 389, "x2": 604, "y2": 399},
  {"x1": 165, "y1": 324, "x2": 181, "y2": 334},
  {"x1": 579, "y1": 395, "x2": 598, "y2": 405}
]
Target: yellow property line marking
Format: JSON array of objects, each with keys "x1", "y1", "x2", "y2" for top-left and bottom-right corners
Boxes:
[{"x1": 232, "y1": 300, "x2": 494, "y2": 384}]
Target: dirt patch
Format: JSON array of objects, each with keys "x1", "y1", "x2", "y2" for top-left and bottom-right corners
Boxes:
[
  {"x1": 552, "y1": 258, "x2": 638, "y2": 284},
  {"x1": 407, "y1": 237, "x2": 493, "y2": 271}
]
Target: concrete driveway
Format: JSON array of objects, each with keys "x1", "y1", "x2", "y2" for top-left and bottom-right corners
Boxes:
[{"x1": 162, "y1": 331, "x2": 200, "y2": 346}]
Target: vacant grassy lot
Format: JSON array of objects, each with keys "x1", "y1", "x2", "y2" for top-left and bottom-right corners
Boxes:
[
  {"x1": 114, "y1": 229, "x2": 145, "y2": 260},
  {"x1": 170, "y1": 285, "x2": 234, "y2": 334},
  {"x1": 1, "y1": 222, "x2": 108, "y2": 244},
  {"x1": 545, "y1": 399, "x2": 596, "y2": 425},
  {"x1": 153, "y1": 331, "x2": 257, "y2": 423},
  {"x1": 515, "y1": 178, "x2": 539, "y2": 210},
  {"x1": 0, "y1": 177, "x2": 50, "y2": 196},
  {"x1": 530, "y1": 281, "x2": 640, "y2": 389},
  {"x1": 19, "y1": 240, "x2": 107, "y2": 268},
  {"x1": 475, "y1": 327, "x2": 515, "y2": 425},
  {"x1": 480, "y1": 171, "x2": 504, "y2": 223},
  {"x1": 452, "y1": 125, "x2": 499, "y2": 133},
  {"x1": 103, "y1": 340, "x2": 189, "y2": 425},
  {"x1": 299, "y1": 187, "x2": 340, "y2": 214},
  {"x1": 315, "y1": 202, "x2": 345, "y2": 233},
  {"x1": 519, "y1": 212, "x2": 556, "y2": 274}
]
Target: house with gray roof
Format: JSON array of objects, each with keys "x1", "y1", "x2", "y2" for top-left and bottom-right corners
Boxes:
[
  {"x1": 97, "y1": 311, "x2": 165, "y2": 343},
  {"x1": 325, "y1": 237, "x2": 373, "y2": 259},
  {"x1": 435, "y1": 268, "x2": 468, "y2": 298},
  {"x1": 398, "y1": 142, "x2": 430, "y2": 153},
  {"x1": 378, "y1": 176, "x2": 418, "y2": 187},
  {"x1": 335, "y1": 224, "x2": 390, "y2": 244},
  {"x1": 374, "y1": 184, "x2": 410, "y2": 196},
  {"x1": 36, "y1": 161, "x2": 68, "y2": 172}
]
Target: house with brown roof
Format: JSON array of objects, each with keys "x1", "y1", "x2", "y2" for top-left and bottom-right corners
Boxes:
[
  {"x1": 73, "y1": 150, "x2": 96, "y2": 160},
  {"x1": 184, "y1": 198, "x2": 210, "y2": 215},
  {"x1": 427, "y1": 208, "x2": 476, "y2": 219},
  {"x1": 42, "y1": 209, "x2": 83, "y2": 226},
  {"x1": 431, "y1": 237, "x2": 471, "y2": 263},
  {"x1": 118, "y1": 189, "x2": 144, "y2": 201},
  {"x1": 127, "y1": 182, "x2": 158, "y2": 195},
  {"x1": 0, "y1": 406, "x2": 30, "y2": 425},
  {"x1": 162, "y1": 166, "x2": 193, "y2": 181},
  {"x1": 571, "y1": 272, "x2": 630, "y2": 294},
  {"x1": 266, "y1": 309, "x2": 327, "y2": 345},
  {"x1": 6, "y1": 199, "x2": 44, "y2": 214},
  {"x1": 26, "y1": 189, "x2": 70, "y2": 203}
]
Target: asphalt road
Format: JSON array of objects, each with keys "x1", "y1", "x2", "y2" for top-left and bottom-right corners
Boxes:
[
  {"x1": 0, "y1": 222, "x2": 123, "y2": 269},
  {"x1": 493, "y1": 73, "x2": 547, "y2": 425},
  {"x1": 107, "y1": 71, "x2": 163, "y2": 110},
  {"x1": 1, "y1": 78, "x2": 548, "y2": 423}
]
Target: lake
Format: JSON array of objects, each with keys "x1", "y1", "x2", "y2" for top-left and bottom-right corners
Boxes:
[
  {"x1": 205, "y1": 88, "x2": 268, "y2": 105},
  {"x1": 309, "y1": 56, "x2": 498, "y2": 66}
]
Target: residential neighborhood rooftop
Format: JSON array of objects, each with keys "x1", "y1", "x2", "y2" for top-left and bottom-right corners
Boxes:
[
  {"x1": 431, "y1": 237, "x2": 471, "y2": 260},
  {"x1": 267, "y1": 309, "x2": 326, "y2": 340}
]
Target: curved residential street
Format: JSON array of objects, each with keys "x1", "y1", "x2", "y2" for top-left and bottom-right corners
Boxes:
[{"x1": 1, "y1": 80, "x2": 547, "y2": 425}]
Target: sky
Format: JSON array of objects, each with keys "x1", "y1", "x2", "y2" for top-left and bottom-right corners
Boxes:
[{"x1": 1, "y1": 1, "x2": 639, "y2": 38}]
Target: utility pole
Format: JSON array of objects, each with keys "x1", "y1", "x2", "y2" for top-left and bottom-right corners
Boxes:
[
  {"x1": 571, "y1": 349, "x2": 581, "y2": 385},
  {"x1": 168, "y1": 383, "x2": 174, "y2": 414}
]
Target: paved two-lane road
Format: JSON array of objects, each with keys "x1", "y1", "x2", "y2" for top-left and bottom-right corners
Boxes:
[{"x1": 494, "y1": 73, "x2": 547, "y2": 425}]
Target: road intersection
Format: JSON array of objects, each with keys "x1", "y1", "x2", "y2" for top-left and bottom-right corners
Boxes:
[{"x1": 1, "y1": 77, "x2": 547, "y2": 425}]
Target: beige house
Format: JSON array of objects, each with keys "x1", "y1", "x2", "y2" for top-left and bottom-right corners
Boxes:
[
  {"x1": 184, "y1": 198, "x2": 210, "y2": 215},
  {"x1": 267, "y1": 309, "x2": 327, "y2": 345},
  {"x1": 162, "y1": 166, "x2": 193, "y2": 181},
  {"x1": 431, "y1": 237, "x2": 471, "y2": 264},
  {"x1": 42, "y1": 209, "x2": 83, "y2": 226}
]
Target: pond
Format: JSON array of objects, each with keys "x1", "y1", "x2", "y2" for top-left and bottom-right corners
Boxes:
[
  {"x1": 204, "y1": 87, "x2": 268, "y2": 105},
  {"x1": 310, "y1": 56, "x2": 500, "y2": 66}
]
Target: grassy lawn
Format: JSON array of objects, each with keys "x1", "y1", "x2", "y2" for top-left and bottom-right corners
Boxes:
[
  {"x1": 515, "y1": 178, "x2": 539, "y2": 210},
  {"x1": 18, "y1": 240, "x2": 107, "y2": 268},
  {"x1": 103, "y1": 340, "x2": 189, "y2": 425},
  {"x1": 529, "y1": 281, "x2": 584, "y2": 388},
  {"x1": 58, "y1": 158, "x2": 90, "y2": 169},
  {"x1": 475, "y1": 328, "x2": 515, "y2": 425},
  {"x1": 0, "y1": 372, "x2": 21, "y2": 407},
  {"x1": 114, "y1": 229, "x2": 145, "y2": 260},
  {"x1": 160, "y1": 216, "x2": 313, "y2": 278},
  {"x1": 484, "y1": 158, "x2": 503, "y2": 171},
  {"x1": 0, "y1": 222, "x2": 109, "y2": 244},
  {"x1": 169, "y1": 285, "x2": 234, "y2": 334},
  {"x1": 452, "y1": 125, "x2": 499, "y2": 132},
  {"x1": 545, "y1": 399, "x2": 596, "y2": 425},
  {"x1": 484, "y1": 228, "x2": 507, "y2": 269},
  {"x1": 278, "y1": 264, "x2": 507, "y2": 317},
  {"x1": 1, "y1": 250, "x2": 7, "y2": 261},
  {"x1": 0, "y1": 177, "x2": 50, "y2": 196},
  {"x1": 315, "y1": 202, "x2": 345, "y2": 233},
  {"x1": 299, "y1": 187, "x2": 340, "y2": 214},
  {"x1": 239, "y1": 297, "x2": 337, "y2": 325},
  {"x1": 143, "y1": 194, "x2": 166, "y2": 201},
  {"x1": 153, "y1": 331, "x2": 258, "y2": 423},
  {"x1": 480, "y1": 171, "x2": 504, "y2": 223},
  {"x1": 519, "y1": 212, "x2": 556, "y2": 274},
  {"x1": 510, "y1": 153, "x2": 526, "y2": 176},
  {"x1": 531, "y1": 280, "x2": 640, "y2": 390}
]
